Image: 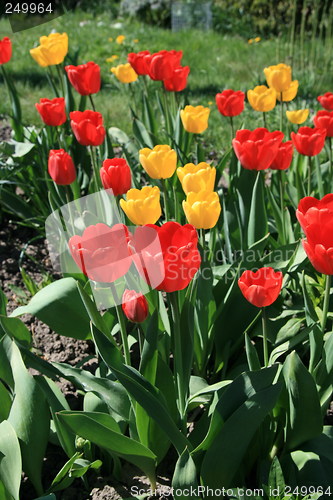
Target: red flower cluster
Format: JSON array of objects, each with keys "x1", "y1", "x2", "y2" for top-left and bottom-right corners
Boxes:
[
  {"x1": 238, "y1": 267, "x2": 283, "y2": 308},
  {"x1": 215, "y1": 89, "x2": 245, "y2": 117},
  {"x1": 232, "y1": 128, "x2": 284, "y2": 170},
  {"x1": 297, "y1": 195, "x2": 333, "y2": 275},
  {"x1": 70, "y1": 110, "x2": 106, "y2": 146},
  {"x1": 0, "y1": 37, "x2": 12, "y2": 65},
  {"x1": 36, "y1": 97, "x2": 66, "y2": 127},
  {"x1": 68, "y1": 221, "x2": 201, "y2": 293},
  {"x1": 48, "y1": 149, "x2": 76, "y2": 185},
  {"x1": 317, "y1": 92, "x2": 333, "y2": 111},
  {"x1": 128, "y1": 49, "x2": 190, "y2": 92},
  {"x1": 291, "y1": 126, "x2": 326, "y2": 156},
  {"x1": 100, "y1": 158, "x2": 132, "y2": 196},
  {"x1": 65, "y1": 61, "x2": 101, "y2": 96}
]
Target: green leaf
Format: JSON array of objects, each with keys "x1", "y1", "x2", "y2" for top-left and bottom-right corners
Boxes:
[
  {"x1": 0, "y1": 315, "x2": 31, "y2": 347},
  {"x1": 52, "y1": 362, "x2": 130, "y2": 420},
  {"x1": 247, "y1": 171, "x2": 268, "y2": 247},
  {"x1": 0, "y1": 420, "x2": 22, "y2": 500},
  {"x1": 91, "y1": 323, "x2": 190, "y2": 455},
  {"x1": 0, "y1": 381, "x2": 12, "y2": 422},
  {"x1": 200, "y1": 382, "x2": 281, "y2": 489},
  {"x1": 268, "y1": 456, "x2": 285, "y2": 492},
  {"x1": 58, "y1": 411, "x2": 157, "y2": 486},
  {"x1": 132, "y1": 117, "x2": 154, "y2": 148},
  {"x1": 7, "y1": 340, "x2": 50, "y2": 496},
  {"x1": 282, "y1": 351, "x2": 323, "y2": 450},
  {"x1": 11, "y1": 278, "x2": 91, "y2": 340},
  {"x1": 172, "y1": 449, "x2": 200, "y2": 500},
  {"x1": 245, "y1": 333, "x2": 261, "y2": 371}
]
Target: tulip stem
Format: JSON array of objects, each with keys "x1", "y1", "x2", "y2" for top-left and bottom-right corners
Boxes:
[
  {"x1": 307, "y1": 155, "x2": 312, "y2": 196},
  {"x1": 229, "y1": 116, "x2": 235, "y2": 141},
  {"x1": 65, "y1": 186, "x2": 75, "y2": 235},
  {"x1": 161, "y1": 179, "x2": 170, "y2": 221},
  {"x1": 169, "y1": 291, "x2": 187, "y2": 433},
  {"x1": 262, "y1": 307, "x2": 269, "y2": 367},
  {"x1": 321, "y1": 274, "x2": 331, "y2": 333},
  {"x1": 280, "y1": 93, "x2": 283, "y2": 133},
  {"x1": 279, "y1": 171, "x2": 286, "y2": 245},
  {"x1": 329, "y1": 137, "x2": 333, "y2": 188},
  {"x1": 89, "y1": 146, "x2": 101, "y2": 192},
  {"x1": 56, "y1": 64, "x2": 65, "y2": 97},
  {"x1": 263, "y1": 112, "x2": 267, "y2": 128},
  {"x1": 110, "y1": 282, "x2": 131, "y2": 365},
  {"x1": 89, "y1": 94, "x2": 96, "y2": 112}
]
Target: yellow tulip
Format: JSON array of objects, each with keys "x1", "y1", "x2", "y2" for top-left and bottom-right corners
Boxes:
[
  {"x1": 254, "y1": 37, "x2": 261, "y2": 43},
  {"x1": 177, "y1": 162, "x2": 216, "y2": 194},
  {"x1": 116, "y1": 35, "x2": 126, "y2": 44},
  {"x1": 106, "y1": 55, "x2": 119, "y2": 63},
  {"x1": 264, "y1": 63, "x2": 292, "y2": 93},
  {"x1": 247, "y1": 85, "x2": 276, "y2": 112},
  {"x1": 180, "y1": 105, "x2": 210, "y2": 134},
  {"x1": 276, "y1": 80, "x2": 299, "y2": 102},
  {"x1": 286, "y1": 109, "x2": 309, "y2": 125},
  {"x1": 30, "y1": 33, "x2": 68, "y2": 67},
  {"x1": 111, "y1": 63, "x2": 138, "y2": 83},
  {"x1": 139, "y1": 145, "x2": 177, "y2": 179},
  {"x1": 120, "y1": 186, "x2": 161, "y2": 225},
  {"x1": 183, "y1": 191, "x2": 221, "y2": 229}
]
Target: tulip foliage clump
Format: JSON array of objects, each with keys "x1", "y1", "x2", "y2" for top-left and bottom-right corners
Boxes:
[{"x1": 1, "y1": 31, "x2": 333, "y2": 499}]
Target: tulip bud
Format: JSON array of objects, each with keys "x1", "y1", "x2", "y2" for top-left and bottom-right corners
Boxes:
[
  {"x1": 183, "y1": 191, "x2": 221, "y2": 229},
  {"x1": 35, "y1": 97, "x2": 67, "y2": 127},
  {"x1": 120, "y1": 186, "x2": 161, "y2": 225},
  {"x1": 177, "y1": 162, "x2": 216, "y2": 194},
  {"x1": 48, "y1": 149, "x2": 76, "y2": 185},
  {"x1": 139, "y1": 145, "x2": 177, "y2": 179},
  {"x1": 30, "y1": 33, "x2": 68, "y2": 67},
  {"x1": 65, "y1": 61, "x2": 101, "y2": 96},
  {"x1": 286, "y1": 109, "x2": 309, "y2": 125},
  {"x1": 0, "y1": 37, "x2": 12, "y2": 65},
  {"x1": 70, "y1": 110, "x2": 106, "y2": 147},
  {"x1": 122, "y1": 289, "x2": 149, "y2": 323},
  {"x1": 317, "y1": 92, "x2": 333, "y2": 111},
  {"x1": 180, "y1": 105, "x2": 210, "y2": 134},
  {"x1": 263, "y1": 63, "x2": 292, "y2": 93},
  {"x1": 291, "y1": 126, "x2": 326, "y2": 157},
  {"x1": 111, "y1": 63, "x2": 138, "y2": 83},
  {"x1": 247, "y1": 85, "x2": 276, "y2": 112},
  {"x1": 215, "y1": 89, "x2": 245, "y2": 117},
  {"x1": 238, "y1": 267, "x2": 283, "y2": 308},
  {"x1": 100, "y1": 158, "x2": 132, "y2": 195}
]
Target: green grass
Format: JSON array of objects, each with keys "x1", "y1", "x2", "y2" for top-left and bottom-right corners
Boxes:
[{"x1": 0, "y1": 10, "x2": 332, "y2": 151}]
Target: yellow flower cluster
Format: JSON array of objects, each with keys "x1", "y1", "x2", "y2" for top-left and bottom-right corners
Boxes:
[
  {"x1": 248, "y1": 37, "x2": 261, "y2": 44},
  {"x1": 178, "y1": 162, "x2": 221, "y2": 229}
]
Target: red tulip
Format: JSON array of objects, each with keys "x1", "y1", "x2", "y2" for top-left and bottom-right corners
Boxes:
[
  {"x1": 270, "y1": 140, "x2": 294, "y2": 170},
  {"x1": 0, "y1": 37, "x2": 12, "y2": 65},
  {"x1": 296, "y1": 195, "x2": 333, "y2": 275},
  {"x1": 291, "y1": 126, "x2": 326, "y2": 157},
  {"x1": 238, "y1": 267, "x2": 283, "y2": 308},
  {"x1": 163, "y1": 65, "x2": 190, "y2": 92},
  {"x1": 35, "y1": 97, "x2": 66, "y2": 127},
  {"x1": 70, "y1": 110, "x2": 106, "y2": 147},
  {"x1": 317, "y1": 92, "x2": 333, "y2": 112},
  {"x1": 65, "y1": 61, "x2": 101, "y2": 96},
  {"x1": 313, "y1": 110, "x2": 333, "y2": 138},
  {"x1": 122, "y1": 289, "x2": 149, "y2": 323},
  {"x1": 148, "y1": 50, "x2": 183, "y2": 81},
  {"x1": 68, "y1": 223, "x2": 132, "y2": 282},
  {"x1": 215, "y1": 89, "x2": 245, "y2": 117},
  {"x1": 48, "y1": 149, "x2": 76, "y2": 185},
  {"x1": 100, "y1": 158, "x2": 132, "y2": 196},
  {"x1": 132, "y1": 221, "x2": 201, "y2": 293},
  {"x1": 127, "y1": 51, "x2": 151, "y2": 75},
  {"x1": 232, "y1": 128, "x2": 284, "y2": 170}
]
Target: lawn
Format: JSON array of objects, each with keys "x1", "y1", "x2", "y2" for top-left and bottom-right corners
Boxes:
[{"x1": 0, "y1": 9, "x2": 331, "y2": 151}]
